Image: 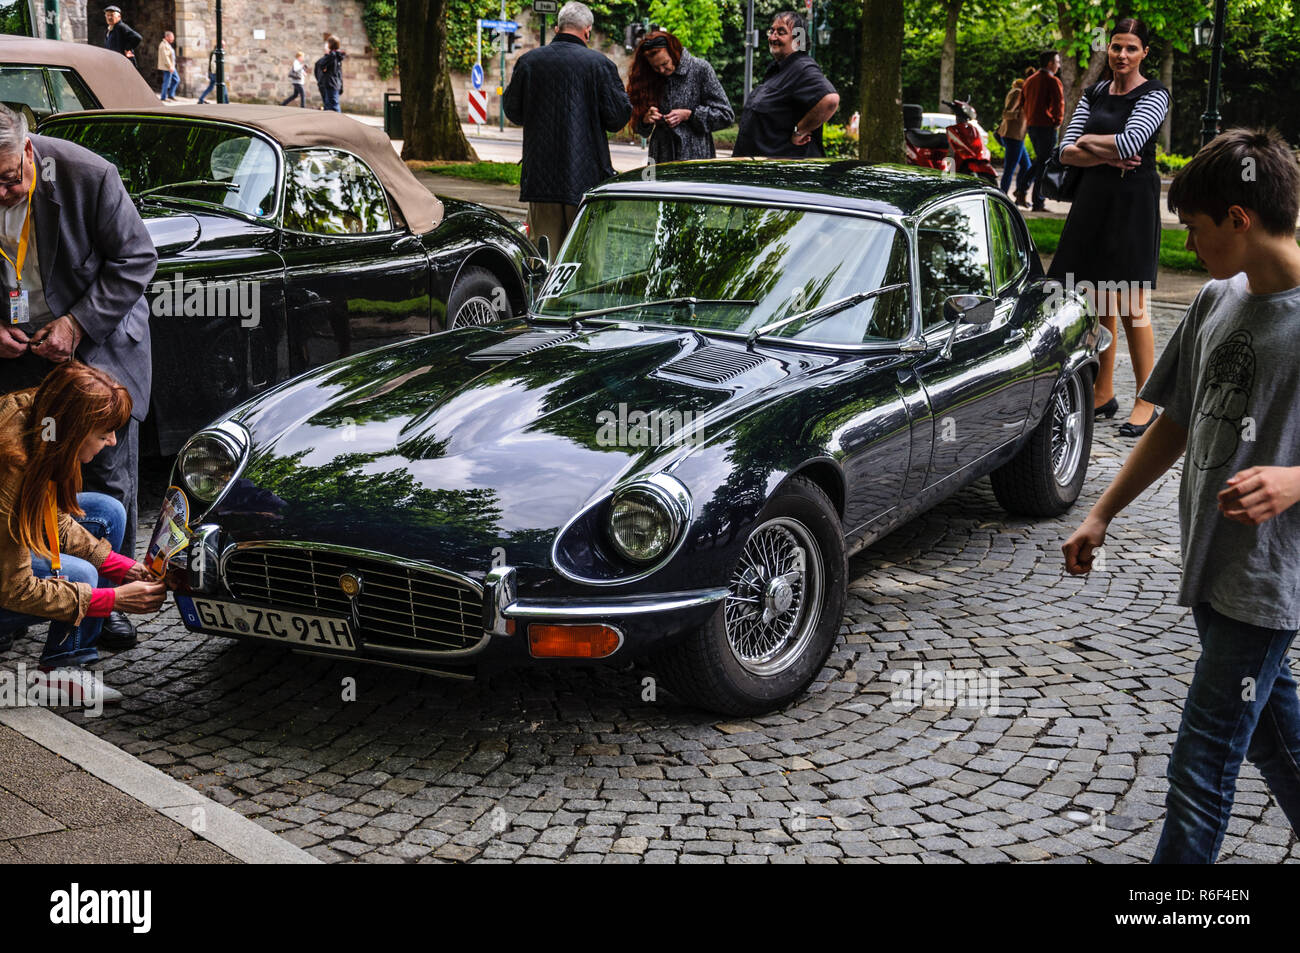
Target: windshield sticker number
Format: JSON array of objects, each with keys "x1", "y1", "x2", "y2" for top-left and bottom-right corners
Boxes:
[{"x1": 541, "y1": 262, "x2": 580, "y2": 299}]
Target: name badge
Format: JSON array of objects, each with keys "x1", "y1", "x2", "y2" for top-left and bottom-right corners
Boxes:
[{"x1": 8, "y1": 288, "x2": 27, "y2": 326}]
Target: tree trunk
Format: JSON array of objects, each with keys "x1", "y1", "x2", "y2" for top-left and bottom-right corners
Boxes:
[
  {"x1": 1159, "y1": 38, "x2": 1173, "y2": 152},
  {"x1": 398, "y1": 0, "x2": 477, "y2": 161},
  {"x1": 858, "y1": 0, "x2": 904, "y2": 162},
  {"x1": 938, "y1": 0, "x2": 963, "y2": 107}
]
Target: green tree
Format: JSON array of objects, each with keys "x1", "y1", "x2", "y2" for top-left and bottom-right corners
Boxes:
[{"x1": 647, "y1": 0, "x2": 735, "y2": 54}]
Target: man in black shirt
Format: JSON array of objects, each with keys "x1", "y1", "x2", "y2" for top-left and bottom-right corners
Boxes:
[
  {"x1": 733, "y1": 11, "x2": 839, "y2": 158},
  {"x1": 103, "y1": 6, "x2": 141, "y2": 61}
]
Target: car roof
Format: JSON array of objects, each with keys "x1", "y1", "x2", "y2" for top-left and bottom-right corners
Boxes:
[
  {"x1": 0, "y1": 36, "x2": 157, "y2": 108},
  {"x1": 45, "y1": 103, "x2": 445, "y2": 232},
  {"x1": 594, "y1": 159, "x2": 989, "y2": 218}
]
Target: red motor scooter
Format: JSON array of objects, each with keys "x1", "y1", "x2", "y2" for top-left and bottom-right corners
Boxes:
[{"x1": 903, "y1": 101, "x2": 998, "y2": 184}]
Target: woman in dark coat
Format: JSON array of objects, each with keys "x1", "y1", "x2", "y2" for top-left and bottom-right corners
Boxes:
[
  {"x1": 627, "y1": 31, "x2": 733, "y2": 163},
  {"x1": 1048, "y1": 16, "x2": 1170, "y2": 435}
]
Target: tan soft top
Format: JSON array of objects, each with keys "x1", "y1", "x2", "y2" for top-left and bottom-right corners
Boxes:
[
  {"x1": 79, "y1": 104, "x2": 444, "y2": 232},
  {"x1": 0, "y1": 36, "x2": 157, "y2": 109}
]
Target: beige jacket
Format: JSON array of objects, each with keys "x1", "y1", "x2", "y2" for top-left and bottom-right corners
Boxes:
[
  {"x1": 996, "y1": 86, "x2": 1027, "y2": 141},
  {"x1": 0, "y1": 392, "x2": 111, "y2": 625},
  {"x1": 158, "y1": 39, "x2": 176, "y2": 72}
]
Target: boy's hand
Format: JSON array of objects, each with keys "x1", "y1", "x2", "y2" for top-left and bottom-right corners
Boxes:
[
  {"x1": 1218, "y1": 466, "x2": 1300, "y2": 525},
  {"x1": 1062, "y1": 514, "x2": 1109, "y2": 574}
]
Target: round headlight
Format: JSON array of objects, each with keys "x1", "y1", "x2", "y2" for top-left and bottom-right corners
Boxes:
[
  {"x1": 608, "y1": 478, "x2": 688, "y2": 565},
  {"x1": 178, "y1": 429, "x2": 244, "y2": 502}
]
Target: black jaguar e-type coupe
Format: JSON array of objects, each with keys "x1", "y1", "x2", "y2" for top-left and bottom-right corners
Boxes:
[{"x1": 166, "y1": 160, "x2": 1102, "y2": 715}]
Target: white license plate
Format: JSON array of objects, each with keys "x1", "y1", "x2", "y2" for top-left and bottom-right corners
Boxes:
[{"x1": 187, "y1": 598, "x2": 356, "y2": 651}]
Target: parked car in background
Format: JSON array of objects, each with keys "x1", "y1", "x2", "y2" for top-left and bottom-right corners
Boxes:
[
  {"x1": 39, "y1": 104, "x2": 541, "y2": 453},
  {"x1": 163, "y1": 160, "x2": 1102, "y2": 715},
  {"x1": 0, "y1": 36, "x2": 157, "y2": 119}
]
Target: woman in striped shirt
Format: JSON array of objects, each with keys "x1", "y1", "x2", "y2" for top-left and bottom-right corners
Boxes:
[{"x1": 1048, "y1": 16, "x2": 1170, "y2": 436}]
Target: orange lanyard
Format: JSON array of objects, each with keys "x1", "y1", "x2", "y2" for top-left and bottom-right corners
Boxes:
[
  {"x1": 43, "y1": 483, "x2": 62, "y2": 578},
  {"x1": 0, "y1": 165, "x2": 36, "y2": 290}
]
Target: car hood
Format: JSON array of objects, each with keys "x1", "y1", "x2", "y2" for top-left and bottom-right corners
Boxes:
[
  {"x1": 141, "y1": 207, "x2": 202, "y2": 256},
  {"x1": 214, "y1": 323, "x2": 818, "y2": 571}
]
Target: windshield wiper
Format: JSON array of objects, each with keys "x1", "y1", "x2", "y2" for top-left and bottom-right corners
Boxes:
[
  {"x1": 565, "y1": 296, "x2": 757, "y2": 330},
  {"x1": 746, "y1": 283, "x2": 908, "y2": 349},
  {"x1": 134, "y1": 179, "x2": 241, "y2": 199}
]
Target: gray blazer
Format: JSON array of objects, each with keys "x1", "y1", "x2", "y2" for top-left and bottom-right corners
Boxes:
[
  {"x1": 30, "y1": 134, "x2": 156, "y2": 421},
  {"x1": 634, "y1": 52, "x2": 734, "y2": 163}
]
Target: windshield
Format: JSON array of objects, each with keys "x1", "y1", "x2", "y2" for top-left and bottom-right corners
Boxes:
[
  {"x1": 44, "y1": 118, "x2": 279, "y2": 218},
  {"x1": 535, "y1": 198, "x2": 911, "y2": 345}
]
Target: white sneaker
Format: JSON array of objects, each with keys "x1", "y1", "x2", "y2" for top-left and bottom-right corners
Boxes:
[{"x1": 34, "y1": 668, "x2": 123, "y2": 707}]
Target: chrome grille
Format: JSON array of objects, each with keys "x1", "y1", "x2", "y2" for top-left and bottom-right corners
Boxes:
[{"x1": 222, "y1": 546, "x2": 483, "y2": 652}]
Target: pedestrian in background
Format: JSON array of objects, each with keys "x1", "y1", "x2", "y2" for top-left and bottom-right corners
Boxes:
[
  {"x1": 732, "y1": 11, "x2": 838, "y2": 158},
  {"x1": 1049, "y1": 16, "x2": 1170, "y2": 433},
  {"x1": 627, "y1": 31, "x2": 733, "y2": 163},
  {"x1": 102, "y1": 6, "x2": 140, "y2": 61},
  {"x1": 196, "y1": 47, "x2": 218, "y2": 104},
  {"x1": 0, "y1": 104, "x2": 158, "y2": 652},
  {"x1": 157, "y1": 30, "x2": 179, "y2": 102},
  {"x1": 1020, "y1": 49, "x2": 1064, "y2": 210},
  {"x1": 503, "y1": 2, "x2": 631, "y2": 258},
  {"x1": 314, "y1": 37, "x2": 345, "y2": 113},
  {"x1": 994, "y1": 73, "x2": 1030, "y2": 196},
  {"x1": 281, "y1": 51, "x2": 306, "y2": 107}
]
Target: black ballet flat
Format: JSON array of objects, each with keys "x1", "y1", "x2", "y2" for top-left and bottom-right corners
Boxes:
[
  {"x1": 1094, "y1": 397, "x2": 1119, "y2": 419},
  {"x1": 1118, "y1": 409, "x2": 1160, "y2": 437}
]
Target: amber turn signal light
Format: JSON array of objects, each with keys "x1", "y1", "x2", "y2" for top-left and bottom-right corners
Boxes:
[{"x1": 528, "y1": 624, "x2": 621, "y2": 658}]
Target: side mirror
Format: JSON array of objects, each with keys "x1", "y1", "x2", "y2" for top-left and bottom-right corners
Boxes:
[
  {"x1": 537, "y1": 234, "x2": 551, "y2": 263},
  {"x1": 941, "y1": 294, "x2": 995, "y2": 360}
]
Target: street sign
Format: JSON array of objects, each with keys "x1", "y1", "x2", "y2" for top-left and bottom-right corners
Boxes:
[
  {"x1": 479, "y1": 18, "x2": 518, "y2": 31},
  {"x1": 471, "y1": 63, "x2": 484, "y2": 89},
  {"x1": 468, "y1": 89, "x2": 488, "y2": 124},
  {"x1": 533, "y1": 0, "x2": 558, "y2": 11}
]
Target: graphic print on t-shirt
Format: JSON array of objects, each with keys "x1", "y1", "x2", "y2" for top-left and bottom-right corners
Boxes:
[{"x1": 1191, "y1": 329, "x2": 1255, "y2": 470}]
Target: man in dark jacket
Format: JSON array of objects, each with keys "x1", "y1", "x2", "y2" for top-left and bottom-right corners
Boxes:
[
  {"x1": 0, "y1": 105, "x2": 157, "y2": 650},
  {"x1": 103, "y1": 5, "x2": 141, "y2": 61},
  {"x1": 503, "y1": 1, "x2": 631, "y2": 258},
  {"x1": 314, "y1": 36, "x2": 345, "y2": 112}
]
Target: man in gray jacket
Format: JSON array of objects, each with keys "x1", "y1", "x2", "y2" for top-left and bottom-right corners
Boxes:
[
  {"x1": 503, "y1": 1, "x2": 631, "y2": 258},
  {"x1": 0, "y1": 104, "x2": 157, "y2": 649}
]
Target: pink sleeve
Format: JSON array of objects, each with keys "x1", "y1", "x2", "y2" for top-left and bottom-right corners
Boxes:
[
  {"x1": 87, "y1": 588, "x2": 116, "y2": 618},
  {"x1": 99, "y1": 551, "x2": 136, "y2": 584}
]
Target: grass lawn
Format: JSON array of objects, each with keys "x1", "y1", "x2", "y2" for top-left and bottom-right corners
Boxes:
[
  {"x1": 1025, "y1": 217, "x2": 1203, "y2": 272},
  {"x1": 407, "y1": 160, "x2": 521, "y2": 186}
]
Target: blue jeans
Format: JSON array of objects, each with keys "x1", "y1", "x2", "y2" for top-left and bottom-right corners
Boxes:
[
  {"x1": 1153, "y1": 603, "x2": 1300, "y2": 863},
  {"x1": 197, "y1": 72, "x2": 216, "y2": 103},
  {"x1": 319, "y1": 85, "x2": 340, "y2": 112},
  {"x1": 160, "y1": 70, "x2": 180, "y2": 100},
  {"x1": 996, "y1": 134, "x2": 1031, "y2": 193},
  {"x1": 0, "y1": 493, "x2": 126, "y2": 669},
  {"x1": 1025, "y1": 125, "x2": 1057, "y2": 208}
]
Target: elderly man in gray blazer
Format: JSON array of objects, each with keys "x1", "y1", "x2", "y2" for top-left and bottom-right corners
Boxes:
[{"x1": 0, "y1": 103, "x2": 156, "y2": 649}]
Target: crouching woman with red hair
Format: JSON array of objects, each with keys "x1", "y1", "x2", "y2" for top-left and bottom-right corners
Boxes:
[{"x1": 0, "y1": 362, "x2": 164, "y2": 705}]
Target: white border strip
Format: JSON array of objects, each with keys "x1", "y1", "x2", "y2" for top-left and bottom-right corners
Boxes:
[{"x1": 0, "y1": 707, "x2": 319, "y2": 865}]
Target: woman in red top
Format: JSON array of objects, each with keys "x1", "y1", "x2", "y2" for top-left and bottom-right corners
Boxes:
[{"x1": 0, "y1": 362, "x2": 165, "y2": 705}]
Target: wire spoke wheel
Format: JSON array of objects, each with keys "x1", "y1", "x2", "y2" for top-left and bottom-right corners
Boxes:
[
  {"x1": 1050, "y1": 372, "x2": 1084, "y2": 487},
  {"x1": 452, "y1": 296, "x2": 500, "y2": 329},
  {"x1": 724, "y1": 516, "x2": 824, "y2": 676}
]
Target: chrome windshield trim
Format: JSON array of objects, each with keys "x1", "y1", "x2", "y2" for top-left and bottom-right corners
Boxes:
[{"x1": 504, "y1": 587, "x2": 728, "y2": 619}]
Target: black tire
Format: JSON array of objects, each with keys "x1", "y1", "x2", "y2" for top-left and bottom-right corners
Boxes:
[
  {"x1": 448, "y1": 265, "x2": 510, "y2": 329},
  {"x1": 990, "y1": 366, "x2": 1093, "y2": 516},
  {"x1": 652, "y1": 475, "x2": 847, "y2": 715}
]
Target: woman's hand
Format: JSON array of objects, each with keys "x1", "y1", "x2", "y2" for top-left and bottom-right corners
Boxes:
[
  {"x1": 114, "y1": 580, "x2": 166, "y2": 614},
  {"x1": 1062, "y1": 514, "x2": 1110, "y2": 574},
  {"x1": 646, "y1": 106, "x2": 664, "y2": 124},
  {"x1": 664, "y1": 108, "x2": 692, "y2": 127},
  {"x1": 122, "y1": 561, "x2": 155, "y2": 583}
]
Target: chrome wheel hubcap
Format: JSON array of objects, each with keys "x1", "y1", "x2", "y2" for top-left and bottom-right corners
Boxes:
[
  {"x1": 1051, "y1": 374, "x2": 1085, "y2": 487},
  {"x1": 724, "y1": 517, "x2": 824, "y2": 676}
]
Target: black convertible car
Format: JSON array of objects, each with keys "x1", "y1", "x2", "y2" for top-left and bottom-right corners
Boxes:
[
  {"x1": 39, "y1": 105, "x2": 539, "y2": 453},
  {"x1": 165, "y1": 160, "x2": 1102, "y2": 715}
]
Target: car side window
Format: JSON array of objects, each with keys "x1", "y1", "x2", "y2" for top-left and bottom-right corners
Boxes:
[
  {"x1": 916, "y1": 198, "x2": 993, "y2": 332},
  {"x1": 0, "y1": 66, "x2": 52, "y2": 119},
  {"x1": 282, "y1": 148, "x2": 394, "y2": 236},
  {"x1": 988, "y1": 198, "x2": 1027, "y2": 292},
  {"x1": 48, "y1": 70, "x2": 98, "y2": 112}
]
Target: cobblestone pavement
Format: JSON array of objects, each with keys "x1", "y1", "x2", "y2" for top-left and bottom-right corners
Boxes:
[{"x1": 25, "y1": 303, "x2": 1300, "y2": 863}]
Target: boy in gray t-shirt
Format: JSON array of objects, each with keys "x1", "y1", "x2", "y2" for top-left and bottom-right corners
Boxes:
[{"x1": 1063, "y1": 128, "x2": 1300, "y2": 864}]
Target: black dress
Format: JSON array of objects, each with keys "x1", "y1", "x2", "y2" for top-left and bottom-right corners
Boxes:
[{"x1": 1048, "y1": 79, "x2": 1168, "y2": 289}]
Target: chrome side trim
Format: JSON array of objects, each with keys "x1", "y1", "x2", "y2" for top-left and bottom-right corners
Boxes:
[
  {"x1": 505, "y1": 587, "x2": 728, "y2": 619},
  {"x1": 483, "y1": 565, "x2": 517, "y2": 635},
  {"x1": 187, "y1": 524, "x2": 222, "y2": 594}
]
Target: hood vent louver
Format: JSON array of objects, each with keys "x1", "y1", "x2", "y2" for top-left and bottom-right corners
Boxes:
[
  {"x1": 467, "y1": 330, "x2": 582, "y2": 362},
  {"x1": 660, "y1": 346, "x2": 769, "y2": 385}
]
